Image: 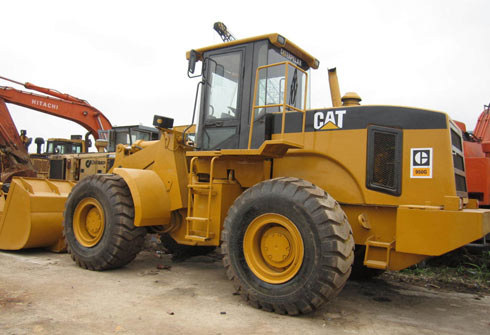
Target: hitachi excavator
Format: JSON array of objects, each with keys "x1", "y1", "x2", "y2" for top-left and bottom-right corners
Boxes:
[
  {"x1": 455, "y1": 104, "x2": 490, "y2": 246},
  {"x1": 0, "y1": 75, "x2": 112, "y2": 182},
  {"x1": 455, "y1": 104, "x2": 490, "y2": 207},
  {"x1": 0, "y1": 76, "x2": 159, "y2": 181}
]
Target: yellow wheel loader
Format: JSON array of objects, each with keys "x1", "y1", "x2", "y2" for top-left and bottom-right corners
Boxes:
[{"x1": 1, "y1": 33, "x2": 490, "y2": 315}]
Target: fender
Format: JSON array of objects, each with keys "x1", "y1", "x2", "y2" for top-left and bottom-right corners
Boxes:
[{"x1": 114, "y1": 168, "x2": 171, "y2": 227}]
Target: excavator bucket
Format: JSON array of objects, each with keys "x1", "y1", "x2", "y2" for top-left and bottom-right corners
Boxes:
[{"x1": 0, "y1": 177, "x2": 74, "y2": 252}]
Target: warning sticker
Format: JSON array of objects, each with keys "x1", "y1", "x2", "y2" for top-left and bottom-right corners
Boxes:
[{"x1": 410, "y1": 148, "x2": 432, "y2": 178}]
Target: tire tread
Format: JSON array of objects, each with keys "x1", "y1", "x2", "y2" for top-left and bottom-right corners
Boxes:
[{"x1": 63, "y1": 174, "x2": 146, "y2": 271}]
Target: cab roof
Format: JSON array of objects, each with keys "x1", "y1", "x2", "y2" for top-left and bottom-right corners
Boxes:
[{"x1": 186, "y1": 33, "x2": 319, "y2": 69}]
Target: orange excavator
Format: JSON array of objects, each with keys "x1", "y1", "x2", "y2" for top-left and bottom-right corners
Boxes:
[
  {"x1": 0, "y1": 75, "x2": 112, "y2": 182},
  {"x1": 455, "y1": 104, "x2": 490, "y2": 207}
]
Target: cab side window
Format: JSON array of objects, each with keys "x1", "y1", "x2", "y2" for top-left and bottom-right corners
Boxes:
[{"x1": 205, "y1": 52, "x2": 241, "y2": 120}]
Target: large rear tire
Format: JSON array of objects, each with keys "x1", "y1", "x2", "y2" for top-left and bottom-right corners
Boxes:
[
  {"x1": 63, "y1": 174, "x2": 146, "y2": 270},
  {"x1": 222, "y1": 177, "x2": 354, "y2": 315}
]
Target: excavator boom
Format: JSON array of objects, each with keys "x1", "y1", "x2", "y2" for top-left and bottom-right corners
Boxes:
[{"x1": 0, "y1": 86, "x2": 112, "y2": 139}]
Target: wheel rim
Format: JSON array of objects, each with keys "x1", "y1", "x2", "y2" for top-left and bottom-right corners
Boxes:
[
  {"x1": 243, "y1": 213, "x2": 304, "y2": 284},
  {"x1": 73, "y1": 198, "x2": 105, "y2": 247}
]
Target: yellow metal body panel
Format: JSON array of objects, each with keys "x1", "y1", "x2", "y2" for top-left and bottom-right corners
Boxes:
[
  {"x1": 114, "y1": 168, "x2": 171, "y2": 227},
  {"x1": 0, "y1": 177, "x2": 74, "y2": 252},
  {"x1": 77, "y1": 153, "x2": 113, "y2": 180},
  {"x1": 111, "y1": 131, "x2": 189, "y2": 212},
  {"x1": 396, "y1": 206, "x2": 490, "y2": 256},
  {"x1": 273, "y1": 127, "x2": 456, "y2": 206},
  {"x1": 341, "y1": 205, "x2": 427, "y2": 270},
  {"x1": 190, "y1": 155, "x2": 271, "y2": 188}
]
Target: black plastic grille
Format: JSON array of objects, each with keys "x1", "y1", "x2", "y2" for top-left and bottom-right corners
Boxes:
[
  {"x1": 49, "y1": 159, "x2": 65, "y2": 180},
  {"x1": 372, "y1": 132, "x2": 396, "y2": 188},
  {"x1": 450, "y1": 126, "x2": 467, "y2": 195},
  {"x1": 455, "y1": 174, "x2": 467, "y2": 192},
  {"x1": 451, "y1": 129, "x2": 463, "y2": 151},
  {"x1": 453, "y1": 154, "x2": 465, "y2": 171}
]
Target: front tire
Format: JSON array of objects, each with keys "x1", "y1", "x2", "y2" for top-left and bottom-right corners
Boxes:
[
  {"x1": 63, "y1": 174, "x2": 146, "y2": 270},
  {"x1": 221, "y1": 177, "x2": 354, "y2": 315}
]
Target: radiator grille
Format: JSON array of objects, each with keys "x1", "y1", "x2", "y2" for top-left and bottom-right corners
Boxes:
[
  {"x1": 49, "y1": 159, "x2": 65, "y2": 180},
  {"x1": 450, "y1": 124, "x2": 467, "y2": 195},
  {"x1": 372, "y1": 132, "x2": 396, "y2": 188},
  {"x1": 366, "y1": 126, "x2": 402, "y2": 196}
]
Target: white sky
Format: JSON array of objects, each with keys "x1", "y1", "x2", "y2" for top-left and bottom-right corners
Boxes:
[{"x1": 2, "y1": 0, "x2": 489, "y2": 151}]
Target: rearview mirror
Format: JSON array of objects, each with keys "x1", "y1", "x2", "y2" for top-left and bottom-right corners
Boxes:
[{"x1": 188, "y1": 50, "x2": 197, "y2": 74}]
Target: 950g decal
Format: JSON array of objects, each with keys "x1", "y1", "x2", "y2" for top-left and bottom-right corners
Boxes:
[{"x1": 410, "y1": 148, "x2": 433, "y2": 178}]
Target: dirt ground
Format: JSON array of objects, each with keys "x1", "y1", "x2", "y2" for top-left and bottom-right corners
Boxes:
[{"x1": 0, "y1": 249, "x2": 489, "y2": 335}]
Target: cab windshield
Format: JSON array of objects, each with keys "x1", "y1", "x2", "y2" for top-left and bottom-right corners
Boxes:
[
  {"x1": 46, "y1": 141, "x2": 82, "y2": 154},
  {"x1": 114, "y1": 129, "x2": 153, "y2": 146}
]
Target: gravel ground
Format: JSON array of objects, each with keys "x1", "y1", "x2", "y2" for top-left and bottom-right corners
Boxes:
[{"x1": 1, "y1": 249, "x2": 489, "y2": 335}]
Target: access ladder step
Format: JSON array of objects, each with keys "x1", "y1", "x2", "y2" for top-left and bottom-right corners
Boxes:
[
  {"x1": 367, "y1": 240, "x2": 393, "y2": 248},
  {"x1": 364, "y1": 260, "x2": 388, "y2": 270},
  {"x1": 188, "y1": 184, "x2": 211, "y2": 189},
  {"x1": 185, "y1": 235, "x2": 211, "y2": 242},
  {"x1": 364, "y1": 239, "x2": 394, "y2": 270},
  {"x1": 186, "y1": 217, "x2": 209, "y2": 222}
]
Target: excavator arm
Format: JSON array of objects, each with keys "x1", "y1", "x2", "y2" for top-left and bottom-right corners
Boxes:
[
  {"x1": 0, "y1": 86, "x2": 112, "y2": 140},
  {"x1": 0, "y1": 98, "x2": 36, "y2": 182}
]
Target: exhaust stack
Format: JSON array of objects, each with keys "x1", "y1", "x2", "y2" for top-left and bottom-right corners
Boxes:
[{"x1": 328, "y1": 68, "x2": 342, "y2": 107}]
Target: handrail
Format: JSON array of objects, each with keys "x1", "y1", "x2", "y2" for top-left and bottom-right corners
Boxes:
[{"x1": 248, "y1": 61, "x2": 308, "y2": 149}]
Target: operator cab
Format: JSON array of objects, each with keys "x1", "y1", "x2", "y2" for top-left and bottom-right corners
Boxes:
[
  {"x1": 104, "y1": 125, "x2": 160, "y2": 152},
  {"x1": 188, "y1": 34, "x2": 319, "y2": 150},
  {"x1": 46, "y1": 137, "x2": 84, "y2": 154}
]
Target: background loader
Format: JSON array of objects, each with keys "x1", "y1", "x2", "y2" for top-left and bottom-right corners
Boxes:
[{"x1": 1, "y1": 32, "x2": 489, "y2": 315}]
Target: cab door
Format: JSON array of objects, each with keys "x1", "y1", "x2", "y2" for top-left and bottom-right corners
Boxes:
[{"x1": 197, "y1": 45, "x2": 252, "y2": 150}]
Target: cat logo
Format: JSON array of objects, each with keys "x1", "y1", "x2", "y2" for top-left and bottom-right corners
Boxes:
[
  {"x1": 410, "y1": 148, "x2": 433, "y2": 178},
  {"x1": 313, "y1": 110, "x2": 346, "y2": 130}
]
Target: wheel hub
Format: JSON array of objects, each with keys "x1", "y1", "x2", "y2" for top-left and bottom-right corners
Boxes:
[
  {"x1": 261, "y1": 227, "x2": 294, "y2": 267},
  {"x1": 86, "y1": 208, "x2": 102, "y2": 236},
  {"x1": 243, "y1": 213, "x2": 304, "y2": 284},
  {"x1": 73, "y1": 198, "x2": 105, "y2": 247}
]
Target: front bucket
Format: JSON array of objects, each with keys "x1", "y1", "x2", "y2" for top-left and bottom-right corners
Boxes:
[{"x1": 0, "y1": 177, "x2": 74, "y2": 252}]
